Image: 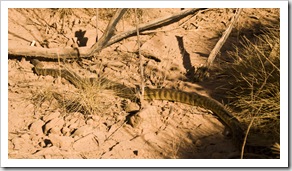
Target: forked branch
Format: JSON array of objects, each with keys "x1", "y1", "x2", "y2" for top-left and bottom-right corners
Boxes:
[{"x1": 8, "y1": 8, "x2": 206, "y2": 59}]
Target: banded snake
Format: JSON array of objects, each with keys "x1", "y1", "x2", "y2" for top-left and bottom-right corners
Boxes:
[{"x1": 31, "y1": 59, "x2": 278, "y2": 158}]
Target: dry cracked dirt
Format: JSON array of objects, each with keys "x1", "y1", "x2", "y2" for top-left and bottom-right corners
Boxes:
[{"x1": 7, "y1": 8, "x2": 279, "y2": 159}]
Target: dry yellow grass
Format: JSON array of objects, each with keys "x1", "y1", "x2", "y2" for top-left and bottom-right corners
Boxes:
[{"x1": 218, "y1": 26, "x2": 280, "y2": 143}]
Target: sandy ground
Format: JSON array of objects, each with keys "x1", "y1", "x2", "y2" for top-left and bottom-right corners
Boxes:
[{"x1": 7, "y1": 8, "x2": 279, "y2": 159}]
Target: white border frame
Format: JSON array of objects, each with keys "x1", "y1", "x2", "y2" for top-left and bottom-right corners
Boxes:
[{"x1": 1, "y1": 0, "x2": 289, "y2": 168}]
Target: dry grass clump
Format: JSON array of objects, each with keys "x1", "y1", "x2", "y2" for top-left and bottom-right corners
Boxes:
[
  {"x1": 31, "y1": 73, "x2": 117, "y2": 118},
  {"x1": 60, "y1": 82, "x2": 116, "y2": 117},
  {"x1": 218, "y1": 26, "x2": 280, "y2": 140}
]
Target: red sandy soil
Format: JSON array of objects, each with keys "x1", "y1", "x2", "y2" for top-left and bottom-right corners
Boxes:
[{"x1": 8, "y1": 8, "x2": 279, "y2": 159}]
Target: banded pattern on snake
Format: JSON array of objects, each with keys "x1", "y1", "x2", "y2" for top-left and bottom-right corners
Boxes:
[{"x1": 31, "y1": 59, "x2": 277, "y2": 158}]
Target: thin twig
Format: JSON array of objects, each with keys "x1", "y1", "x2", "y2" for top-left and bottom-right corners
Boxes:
[
  {"x1": 135, "y1": 9, "x2": 145, "y2": 106},
  {"x1": 104, "y1": 121, "x2": 127, "y2": 142},
  {"x1": 241, "y1": 117, "x2": 254, "y2": 159},
  {"x1": 240, "y1": 104, "x2": 262, "y2": 159},
  {"x1": 206, "y1": 8, "x2": 242, "y2": 68},
  {"x1": 96, "y1": 8, "x2": 99, "y2": 42}
]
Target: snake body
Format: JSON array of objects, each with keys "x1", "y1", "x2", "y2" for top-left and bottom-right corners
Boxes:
[
  {"x1": 143, "y1": 88, "x2": 245, "y2": 146},
  {"x1": 31, "y1": 59, "x2": 277, "y2": 158}
]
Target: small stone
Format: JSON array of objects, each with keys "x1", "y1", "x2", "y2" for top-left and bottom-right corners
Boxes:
[
  {"x1": 86, "y1": 119, "x2": 94, "y2": 125},
  {"x1": 125, "y1": 102, "x2": 140, "y2": 113},
  {"x1": 49, "y1": 134, "x2": 74, "y2": 150},
  {"x1": 72, "y1": 125, "x2": 93, "y2": 138},
  {"x1": 44, "y1": 118, "x2": 65, "y2": 134},
  {"x1": 73, "y1": 134, "x2": 99, "y2": 152},
  {"x1": 50, "y1": 127, "x2": 61, "y2": 135},
  {"x1": 92, "y1": 115, "x2": 101, "y2": 122},
  {"x1": 127, "y1": 114, "x2": 143, "y2": 128},
  {"x1": 29, "y1": 120, "x2": 45, "y2": 135},
  {"x1": 61, "y1": 127, "x2": 71, "y2": 136},
  {"x1": 11, "y1": 137, "x2": 25, "y2": 150},
  {"x1": 68, "y1": 122, "x2": 78, "y2": 130},
  {"x1": 43, "y1": 111, "x2": 61, "y2": 122}
]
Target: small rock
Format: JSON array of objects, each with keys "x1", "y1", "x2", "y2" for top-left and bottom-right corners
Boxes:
[
  {"x1": 61, "y1": 127, "x2": 71, "y2": 136},
  {"x1": 127, "y1": 114, "x2": 143, "y2": 128},
  {"x1": 73, "y1": 134, "x2": 99, "y2": 152},
  {"x1": 86, "y1": 119, "x2": 94, "y2": 125},
  {"x1": 29, "y1": 120, "x2": 45, "y2": 135},
  {"x1": 68, "y1": 122, "x2": 79, "y2": 130},
  {"x1": 11, "y1": 137, "x2": 25, "y2": 150},
  {"x1": 48, "y1": 134, "x2": 74, "y2": 150},
  {"x1": 42, "y1": 111, "x2": 61, "y2": 122},
  {"x1": 72, "y1": 125, "x2": 93, "y2": 138},
  {"x1": 92, "y1": 115, "x2": 101, "y2": 122},
  {"x1": 44, "y1": 118, "x2": 65, "y2": 134},
  {"x1": 125, "y1": 102, "x2": 140, "y2": 113},
  {"x1": 50, "y1": 127, "x2": 62, "y2": 135}
]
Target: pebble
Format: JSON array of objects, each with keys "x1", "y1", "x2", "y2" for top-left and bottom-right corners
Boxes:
[
  {"x1": 86, "y1": 119, "x2": 94, "y2": 125},
  {"x1": 73, "y1": 134, "x2": 99, "y2": 152},
  {"x1": 61, "y1": 127, "x2": 71, "y2": 136},
  {"x1": 29, "y1": 120, "x2": 45, "y2": 135},
  {"x1": 50, "y1": 127, "x2": 62, "y2": 135},
  {"x1": 44, "y1": 118, "x2": 65, "y2": 134},
  {"x1": 42, "y1": 111, "x2": 61, "y2": 122},
  {"x1": 72, "y1": 125, "x2": 93, "y2": 138},
  {"x1": 11, "y1": 137, "x2": 25, "y2": 150},
  {"x1": 48, "y1": 134, "x2": 74, "y2": 150},
  {"x1": 125, "y1": 102, "x2": 140, "y2": 113}
]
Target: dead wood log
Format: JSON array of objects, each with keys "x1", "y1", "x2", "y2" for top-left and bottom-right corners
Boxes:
[
  {"x1": 8, "y1": 8, "x2": 206, "y2": 59},
  {"x1": 8, "y1": 46, "x2": 89, "y2": 59}
]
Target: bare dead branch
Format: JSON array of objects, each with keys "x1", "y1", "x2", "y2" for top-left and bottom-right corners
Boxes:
[
  {"x1": 206, "y1": 8, "x2": 243, "y2": 67},
  {"x1": 87, "y1": 8, "x2": 127, "y2": 57},
  {"x1": 135, "y1": 9, "x2": 145, "y2": 106},
  {"x1": 8, "y1": 8, "x2": 206, "y2": 59},
  {"x1": 106, "y1": 8, "x2": 206, "y2": 48},
  {"x1": 8, "y1": 46, "x2": 89, "y2": 59}
]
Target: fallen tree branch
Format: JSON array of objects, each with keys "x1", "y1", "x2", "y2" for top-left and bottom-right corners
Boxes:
[
  {"x1": 105, "y1": 8, "x2": 206, "y2": 48},
  {"x1": 8, "y1": 46, "x2": 89, "y2": 59},
  {"x1": 206, "y1": 8, "x2": 242, "y2": 67},
  {"x1": 87, "y1": 8, "x2": 127, "y2": 56},
  {"x1": 192, "y1": 8, "x2": 242, "y2": 82},
  {"x1": 8, "y1": 8, "x2": 206, "y2": 59}
]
